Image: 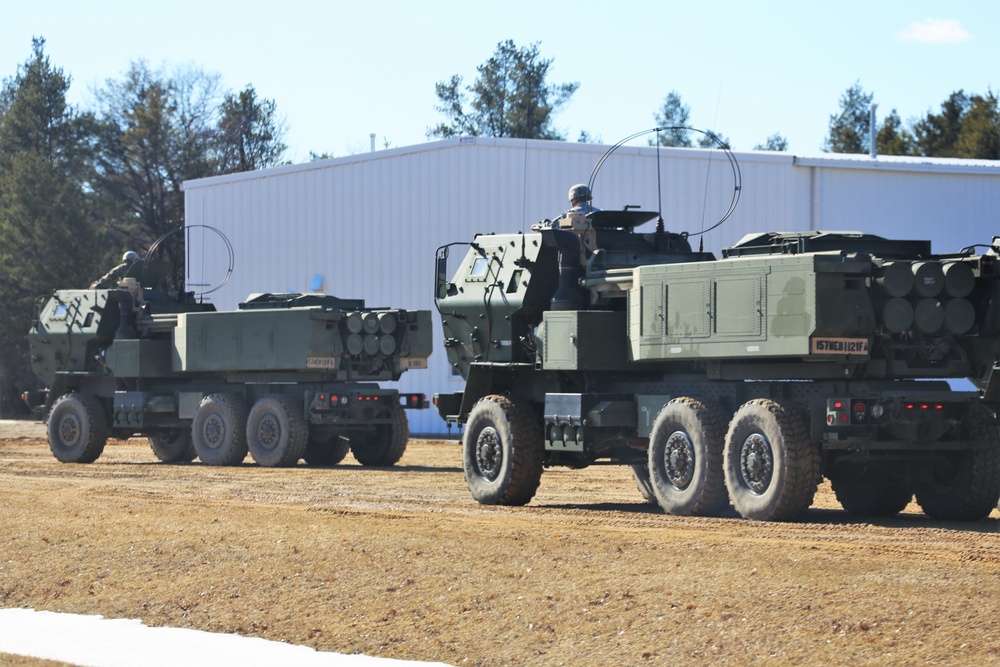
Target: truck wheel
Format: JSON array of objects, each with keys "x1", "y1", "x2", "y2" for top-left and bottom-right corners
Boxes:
[
  {"x1": 247, "y1": 395, "x2": 308, "y2": 467},
  {"x1": 630, "y1": 464, "x2": 657, "y2": 504},
  {"x1": 303, "y1": 432, "x2": 350, "y2": 466},
  {"x1": 351, "y1": 403, "x2": 409, "y2": 466},
  {"x1": 723, "y1": 399, "x2": 819, "y2": 521},
  {"x1": 647, "y1": 397, "x2": 728, "y2": 516},
  {"x1": 47, "y1": 393, "x2": 108, "y2": 463},
  {"x1": 914, "y1": 424, "x2": 1000, "y2": 520},
  {"x1": 463, "y1": 394, "x2": 543, "y2": 506},
  {"x1": 149, "y1": 429, "x2": 197, "y2": 463},
  {"x1": 831, "y1": 473, "x2": 912, "y2": 515},
  {"x1": 191, "y1": 393, "x2": 248, "y2": 466}
]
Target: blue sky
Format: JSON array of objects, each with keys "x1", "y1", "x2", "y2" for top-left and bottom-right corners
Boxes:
[{"x1": 3, "y1": 0, "x2": 997, "y2": 162}]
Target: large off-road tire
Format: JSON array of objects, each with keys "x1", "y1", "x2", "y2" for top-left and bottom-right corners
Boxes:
[
  {"x1": 191, "y1": 393, "x2": 249, "y2": 466},
  {"x1": 914, "y1": 425, "x2": 1000, "y2": 520},
  {"x1": 303, "y1": 431, "x2": 351, "y2": 466},
  {"x1": 462, "y1": 394, "x2": 544, "y2": 506},
  {"x1": 247, "y1": 395, "x2": 308, "y2": 467},
  {"x1": 723, "y1": 399, "x2": 819, "y2": 521},
  {"x1": 149, "y1": 429, "x2": 197, "y2": 463},
  {"x1": 47, "y1": 393, "x2": 109, "y2": 463},
  {"x1": 831, "y1": 472, "x2": 912, "y2": 516},
  {"x1": 647, "y1": 397, "x2": 728, "y2": 516},
  {"x1": 630, "y1": 464, "x2": 657, "y2": 504},
  {"x1": 351, "y1": 403, "x2": 408, "y2": 466}
]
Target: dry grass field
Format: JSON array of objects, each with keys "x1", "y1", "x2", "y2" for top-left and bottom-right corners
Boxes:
[{"x1": 1, "y1": 427, "x2": 999, "y2": 666}]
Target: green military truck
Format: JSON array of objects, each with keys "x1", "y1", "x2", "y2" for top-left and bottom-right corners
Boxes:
[
  {"x1": 433, "y1": 211, "x2": 1000, "y2": 522},
  {"x1": 25, "y1": 279, "x2": 432, "y2": 468}
]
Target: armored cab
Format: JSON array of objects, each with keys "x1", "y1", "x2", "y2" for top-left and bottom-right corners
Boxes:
[
  {"x1": 434, "y1": 209, "x2": 1000, "y2": 522},
  {"x1": 27, "y1": 281, "x2": 432, "y2": 469}
]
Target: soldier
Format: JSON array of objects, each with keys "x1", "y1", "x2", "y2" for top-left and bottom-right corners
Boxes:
[
  {"x1": 90, "y1": 251, "x2": 140, "y2": 289},
  {"x1": 566, "y1": 183, "x2": 601, "y2": 214},
  {"x1": 535, "y1": 184, "x2": 599, "y2": 264}
]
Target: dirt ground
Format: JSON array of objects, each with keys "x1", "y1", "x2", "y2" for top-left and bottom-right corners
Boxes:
[{"x1": 1, "y1": 422, "x2": 999, "y2": 666}]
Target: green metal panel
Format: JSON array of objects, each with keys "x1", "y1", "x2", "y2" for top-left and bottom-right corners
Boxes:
[
  {"x1": 540, "y1": 313, "x2": 576, "y2": 369},
  {"x1": 174, "y1": 308, "x2": 341, "y2": 372},
  {"x1": 540, "y1": 310, "x2": 629, "y2": 370},
  {"x1": 666, "y1": 278, "x2": 712, "y2": 338},
  {"x1": 178, "y1": 392, "x2": 204, "y2": 419},
  {"x1": 768, "y1": 269, "x2": 810, "y2": 337},
  {"x1": 106, "y1": 339, "x2": 175, "y2": 378},
  {"x1": 636, "y1": 394, "x2": 672, "y2": 437},
  {"x1": 587, "y1": 399, "x2": 636, "y2": 428},
  {"x1": 630, "y1": 254, "x2": 821, "y2": 361},
  {"x1": 395, "y1": 311, "x2": 434, "y2": 373},
  {"x1": 640, "y1": 281, "x2": 664, "y2": 338},
  {"x1": 715, "y1": 275, "x2": 762, "y2": 336}
]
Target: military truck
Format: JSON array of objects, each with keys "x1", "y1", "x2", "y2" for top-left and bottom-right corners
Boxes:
[
  {"x1": 433, "y1": 208, "x2": 1000, "y2": 522},
  {"x1": 25, "y1": 274, "x2": 432, "y2": 468}
]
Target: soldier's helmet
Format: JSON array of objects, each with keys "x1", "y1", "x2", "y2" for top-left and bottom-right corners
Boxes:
[
  {"x1": 122, "y1": 251, "x2": 140, "y2": 263},
  {"x1": 568, "y1": 184, "x2": 592, "y2": 203}
]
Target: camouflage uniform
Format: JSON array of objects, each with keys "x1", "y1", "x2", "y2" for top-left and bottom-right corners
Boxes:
[
  {"x1": 90, "y1": 251, "x2": 140, "y2": 289},
  {"x1": 90, "y1": 263, "x2": 132, "y2": 289}
]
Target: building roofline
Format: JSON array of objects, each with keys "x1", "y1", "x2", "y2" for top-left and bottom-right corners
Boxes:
[
  {"x1": 182, "y1": 137, "x2": 1000, "y2": 191},
  {"x1": 792, "y1": 154, "x2": 1000, "y2": 175}
]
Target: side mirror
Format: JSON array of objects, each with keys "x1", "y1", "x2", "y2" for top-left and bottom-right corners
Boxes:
[{"x1": 435, "y1": 247, "x2": 453, "y2": 300}]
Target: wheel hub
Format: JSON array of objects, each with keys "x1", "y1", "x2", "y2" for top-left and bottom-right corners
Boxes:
[
  {"x1": 58, "y1": 415, "x2": 81, "y2": 447},
  {"x1": 475, "y1": 426, "x2": 502, "y2": 481},
  {"x1": 257, "y1": 415, "x2": 280, "y2": 450},
  {"x1": 739, "y1": 433, "x2": 773, "y2": 495},
  {"x1": 664, "y1": 430, "x2": 695, "y2": 490},
  {"x1": 203, "y1": 414, "x2": 225, "y2": 449}
]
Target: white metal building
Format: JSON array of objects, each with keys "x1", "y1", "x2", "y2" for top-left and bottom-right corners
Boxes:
[{"x1": 182, "y1": 137, "x2": 1000, "y2": 434}]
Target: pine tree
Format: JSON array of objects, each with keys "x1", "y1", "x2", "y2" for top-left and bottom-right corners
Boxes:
[
  {"x1": 216, "y1": 85, "x2": 287, "y2": 173},
  {"x1": 428, "y1": 40, "x2": 578, "y2": 140},
  {"x1": 651, "y1": 91, "x2": 692, "y2": 147},
  {"x1": 823, "y1": 82, "x2": 874, "y2": 154},
  {"x1": 0, "y1": 38, "x2": 99, "y2": 415}
]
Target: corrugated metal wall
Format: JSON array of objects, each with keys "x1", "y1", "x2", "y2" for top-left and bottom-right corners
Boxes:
[{"x1": 183, "y1": 137, "x2": 1000, "y2": 433}]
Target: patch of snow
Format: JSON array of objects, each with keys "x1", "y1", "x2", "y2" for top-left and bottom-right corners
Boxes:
[{"x1": 0, "y1": 609, "x2": 453, "y2": 667}]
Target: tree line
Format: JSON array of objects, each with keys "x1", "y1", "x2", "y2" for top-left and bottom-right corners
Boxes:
[
  {"x1": 429, "y1": 40, "x2": 1000, "y2": 160},
  {"x1": 1, "y1": 37, "x2": 997, "y2": 416},
  {"x1": 822, "y1": 82, "x2": 999, "y2": 158}
]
